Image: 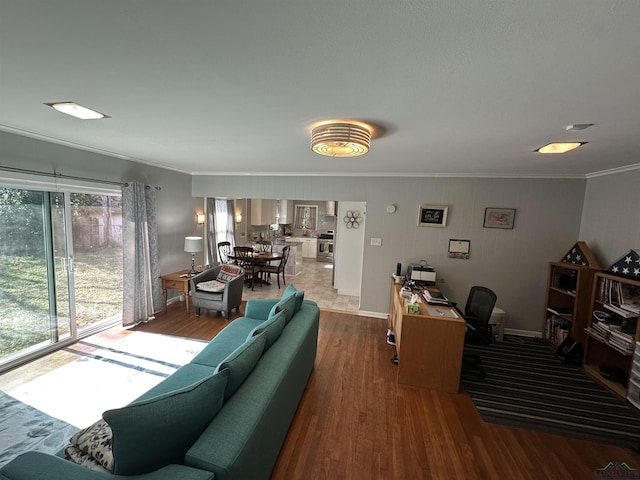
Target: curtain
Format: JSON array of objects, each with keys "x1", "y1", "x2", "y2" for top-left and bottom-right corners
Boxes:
[
  {"x1": 121, "y1": 182, "x2": 162, "y2": 326},
  {"x1": 206, "y1": 198, "x2": 235, "y2": 266}
]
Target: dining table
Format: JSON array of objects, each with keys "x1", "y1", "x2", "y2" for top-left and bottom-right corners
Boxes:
[{"x1": 227, "y1": 250, "x2": 283, "y2": 286}]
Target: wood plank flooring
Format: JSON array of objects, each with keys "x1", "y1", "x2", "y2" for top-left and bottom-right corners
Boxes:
[{"x1": 3, "y1": 302, "x2": 640, "y2": 479}]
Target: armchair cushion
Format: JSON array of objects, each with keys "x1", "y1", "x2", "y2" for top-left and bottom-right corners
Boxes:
[{"x1": 196, "y1": 264, "x2": 243, "y2": 292}]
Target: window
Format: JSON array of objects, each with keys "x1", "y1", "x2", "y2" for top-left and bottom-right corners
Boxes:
[{"x1": 294, "y1": 205, "x2": 317, "y2": 231}]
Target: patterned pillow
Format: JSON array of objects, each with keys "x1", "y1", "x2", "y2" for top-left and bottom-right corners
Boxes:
[
  {"x1": 66, "y1": 418, "x2": 114, "y2": 472},
  {"x1": 217, "y1": 264, "x2": 242, "y2": 282}
]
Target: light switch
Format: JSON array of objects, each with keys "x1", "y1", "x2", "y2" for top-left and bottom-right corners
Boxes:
[{"x1": 371, "y1": 237, "x2": 382, "y2": 247}]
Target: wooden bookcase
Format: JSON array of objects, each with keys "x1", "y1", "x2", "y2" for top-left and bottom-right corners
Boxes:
[
  {"x1": 583, "y1": 272, "x2": 640, "y2": 401},
  {"x1": 542, "y1": 262, "x2": 598, "y2": 347}
]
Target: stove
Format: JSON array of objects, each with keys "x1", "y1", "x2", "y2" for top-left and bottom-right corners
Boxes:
[{"x1": 317, "y1": 230, "x2": 334, "y2": 262}]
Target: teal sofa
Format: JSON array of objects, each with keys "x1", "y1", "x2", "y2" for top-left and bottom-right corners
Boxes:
[{"x1": 0, "y1": 285, "x2": 319, "y2": 480}]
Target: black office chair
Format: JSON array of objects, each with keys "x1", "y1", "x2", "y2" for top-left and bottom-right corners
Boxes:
[{"x1": 454, "y1": 286, "x2": 497, "y2": 379}]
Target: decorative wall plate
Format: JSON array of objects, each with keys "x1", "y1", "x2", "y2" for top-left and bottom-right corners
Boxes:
[{"x1": 343, "y1": 210, "x2": 361, "y2": 229}]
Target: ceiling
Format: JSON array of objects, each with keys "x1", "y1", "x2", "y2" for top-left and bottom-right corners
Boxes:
[{"x1": 2, "y1": 1, "x2": 640, "y2": 178}]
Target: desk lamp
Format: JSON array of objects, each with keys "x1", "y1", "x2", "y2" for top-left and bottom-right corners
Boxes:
[{"x1": 184, "y1": 236, "x2": 203, "y2": 275}]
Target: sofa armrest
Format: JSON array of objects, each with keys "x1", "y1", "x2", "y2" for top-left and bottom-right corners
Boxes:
[
  {"x1": 0, "y1": 452, "x2": 214, "y2": 480},
  {"x1": 244, "y1": 299, "x2": 279, "y2": 321}
]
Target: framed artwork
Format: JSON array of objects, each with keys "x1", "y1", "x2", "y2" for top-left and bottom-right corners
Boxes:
[
  {"x1": 418, "y1": 205, "x2": 448, "y2": 227},
  {"x1": 448, "y1": 239, "x2": 471, "y2": 259},
  {"x1": 483, "y1": 207, "x2": 516, "y2": 229}
]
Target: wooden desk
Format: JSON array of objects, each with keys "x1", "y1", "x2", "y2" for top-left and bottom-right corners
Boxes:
[
  {"x1": 161, "y1": 270, "x2": 193, "y2": 313},
  {"x1": 389, "y1": 282, "x2": 466, "y2": 393}
]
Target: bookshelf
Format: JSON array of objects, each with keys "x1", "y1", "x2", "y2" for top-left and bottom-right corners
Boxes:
[
  {"x1": 542, "y1": 262, "x2": 598, "y2": 347},
  {"x1": 583, "y1": 272, "x2": 640, "y2": 401}
]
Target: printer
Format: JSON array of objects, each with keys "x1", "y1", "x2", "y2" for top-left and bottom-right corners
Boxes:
[{"x1": 406, "y1": 262, "x2": 436, "y2": 286}]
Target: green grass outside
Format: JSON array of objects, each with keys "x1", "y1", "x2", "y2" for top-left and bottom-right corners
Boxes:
[{"x1": 0, "y1": 247, "x2": 123, "y2": 359}]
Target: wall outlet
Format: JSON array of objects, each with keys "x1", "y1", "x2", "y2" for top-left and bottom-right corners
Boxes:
[{"x1": 370, "y1": 237, "x2": 382, "y2": 247}]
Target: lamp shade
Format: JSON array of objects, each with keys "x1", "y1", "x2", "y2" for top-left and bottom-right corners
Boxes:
[{"x1": 184, "y1": 236, "x2": 203, "y2": 253}]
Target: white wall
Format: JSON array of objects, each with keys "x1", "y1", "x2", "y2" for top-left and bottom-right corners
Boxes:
[
  {"x1": 334, "y1": 201, "x2": 365, "y2": 298},
  {"x1": 580, "y1": 169, "x2": 640, "y2": 267},
  {"x1": 193, "y1": 174, "x2": 586, "y2": 334}
]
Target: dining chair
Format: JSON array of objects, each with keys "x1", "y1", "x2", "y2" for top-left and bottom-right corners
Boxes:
[
  {"x1": 217, "y1": 241, "x2": 234, "y2": 264},
  {"x1": 256, "y1": 240, "x2": 272, "y2": 252},
  {"x1": 233, "y1": 246, "x2": 261, "y2": 290},
  {"x1": 260, "y1": 246, "x2": 290, "y2": 289}
]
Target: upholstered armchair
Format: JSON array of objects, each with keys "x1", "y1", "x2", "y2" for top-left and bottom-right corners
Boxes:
[{"x1": 190, "y1": 264, "x2": 244, "y2": 319}]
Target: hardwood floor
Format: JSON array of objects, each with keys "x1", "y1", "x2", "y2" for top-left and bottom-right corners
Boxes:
[{"x1": 3, "y1": 302, "x2": 640, "y2": 479}]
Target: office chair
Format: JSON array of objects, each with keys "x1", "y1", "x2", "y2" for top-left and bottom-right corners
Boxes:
[{"x1": 454, "y1": 286, "x2": 497, "y2": 379}]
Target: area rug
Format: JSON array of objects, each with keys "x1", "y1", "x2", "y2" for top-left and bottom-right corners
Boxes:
[
  {"x1": 0, "y1": 391, "x2": 79, "y2": 468},
  {"x1": 5, "y1": 332, "x2": 207, "y2": 430},
  {"x1": 460, "y1": 335, "x2": 640, "y2": 449}
]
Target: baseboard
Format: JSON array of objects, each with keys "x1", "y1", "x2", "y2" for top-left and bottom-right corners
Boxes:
[
  {"x1": 504, "y1": 328, "x2": 541, "y2": 338},
  {"x1": 357, "y1": 310, "x2": 388, "y2": 319},
  {"x1": 337, "y1": 289, "x2": 360, "y2": 297}
]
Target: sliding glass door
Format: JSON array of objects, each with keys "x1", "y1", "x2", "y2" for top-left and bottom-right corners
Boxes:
[{"x1": 0, "y1": 187, "x2": 122, "y2": 370}]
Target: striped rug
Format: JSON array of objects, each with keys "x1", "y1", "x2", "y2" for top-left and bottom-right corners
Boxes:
[{"x1": 460, "y1": 335, "x2": 640, "y2": 448}]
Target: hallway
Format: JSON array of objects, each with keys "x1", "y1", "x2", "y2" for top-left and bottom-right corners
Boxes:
[{"x1": 241, "y1": 258, "x2": 360, "y2": 313}]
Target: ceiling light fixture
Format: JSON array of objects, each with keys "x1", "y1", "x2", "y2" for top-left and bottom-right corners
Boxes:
[
  {"x1": 565, "y1": 124, "x2": 593, "y2": 131},
  {"x1": 45, "y1": 102, "x2": 109, "y2": 120},
  {"x1": 536, "y1": 142, "x2": 585, "y2": 154},
  {"x1": 311, "y1": 122, "x2": 371, "y2": 157}
]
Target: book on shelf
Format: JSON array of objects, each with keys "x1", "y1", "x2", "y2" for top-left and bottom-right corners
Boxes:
[
  {"x1": 546, "y1": 307, "x2": 573, "y2": 319},
  {"x1": 603, "y1": 303, "x2": 638, "y2": 319}
]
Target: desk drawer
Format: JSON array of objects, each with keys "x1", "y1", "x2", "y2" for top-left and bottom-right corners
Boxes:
[{"x1": 164, "y1": 280, "x2": 186, "y2": 290}]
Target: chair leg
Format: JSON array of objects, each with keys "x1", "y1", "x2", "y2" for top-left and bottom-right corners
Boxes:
[
  {"x1": 463, "y1": 354, "x2": 486, "y2": 379},
  {"x1": 196, "y1": 307, "x2": 201, "y2": 316}
]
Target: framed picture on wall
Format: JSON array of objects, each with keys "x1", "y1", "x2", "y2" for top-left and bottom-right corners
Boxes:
[
  {"x1": 418, "y1": 205, "x2": 448, "y2": 227},
  {"x1": 483, "y1": 207, "x2": 516, "y2": 229}
]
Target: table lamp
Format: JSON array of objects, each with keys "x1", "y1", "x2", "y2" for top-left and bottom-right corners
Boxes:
[{"x1": 184, "y1": 236, "x2": 203, "y2": 275}]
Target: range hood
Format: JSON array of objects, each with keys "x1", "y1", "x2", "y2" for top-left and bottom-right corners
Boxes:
[{"x1": 326, "y1": 200, "x2": 336, "y2": 216}]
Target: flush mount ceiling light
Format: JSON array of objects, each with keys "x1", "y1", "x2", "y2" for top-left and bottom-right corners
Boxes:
[
  {"x1": 311, "y1": 122, "x2": 371, "y2": 157},
  {"x1": 45, "y1": 102, "x2": 109, "y2": 120},
  {"x1": 536, "y1": 142, "x2": 585, "y2": 154},
  {"x1": 565, "y1": 123, "x2": 593, "y2": 131}
]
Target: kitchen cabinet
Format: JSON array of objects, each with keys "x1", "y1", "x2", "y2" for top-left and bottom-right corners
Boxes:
[
  {"x1": 287, "y1": 237, "x2": 316, "y2": 259},
  {"x1": 251, "y1": 199, "x2": 277, "y2": 225},
  {"x1": 273, "y1": 241, "x2": 301, "y2": 276}
]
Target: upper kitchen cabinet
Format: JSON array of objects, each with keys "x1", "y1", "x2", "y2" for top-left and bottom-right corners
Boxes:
[{"x1": 251, "y1": 199, "x2": 277, "y2": 225}]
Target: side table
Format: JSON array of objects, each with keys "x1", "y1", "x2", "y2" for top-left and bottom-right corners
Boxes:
[{"x1": 161, "y1": 270, "x2": 195, "y2": 314}]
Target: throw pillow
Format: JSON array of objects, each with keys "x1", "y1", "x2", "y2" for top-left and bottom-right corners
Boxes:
[
  {"x1": 217, "y1": 264, "x2": 242, "y2": 282},
  {"x1": 247, "y1": 309, "x2": 286, "y2": 351},
  {"x1": 282, "y1": 283, "x2": 305, "y2": 313},
  {"x1": 268, "y1": 292, "x2": 297, "y2": 323},
  {"x1": 66, "y1": 418, "x2": 114, "y2": 472},
  {"x1": 215, "y1": 332, "x2": 266, "y2": 401},
  {"x1": 103, "y1": 368, "x2": 229, "y2": 476}
]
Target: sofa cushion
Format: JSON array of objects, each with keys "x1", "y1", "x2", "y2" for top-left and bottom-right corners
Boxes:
[
  {"x1": 247, "y1": 309, "x2": 286, "y2": 351},
  {"x1": 282, "y1": 283, "x2": 305, "y2": 312},
  {"x1": 268, "y1": 293, "x2": 297, "y2": 324},
  {"x1": 215, "y1": 332, "x2": 266, "y2": 401},
  {"x1": 134, "y1": 362, "x2": 217, "y2": 402},
  {"x1": 102, "y1": 368, "x2": 229, "y2": 475},
  {"x1": 191, "y1": 317, "x2": 263, "y2": 368}
]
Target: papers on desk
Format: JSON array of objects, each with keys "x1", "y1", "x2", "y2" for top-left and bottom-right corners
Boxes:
[
  {"x1": 426, "y1": 307, "x2": 458, "y2": 318},
  {"x1": 422, "y1": 289, "x2": 449, "y2": 305}
]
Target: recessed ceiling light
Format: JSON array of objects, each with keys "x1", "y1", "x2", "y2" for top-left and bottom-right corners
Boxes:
[
  {"x1": 565, "y1": 124, "x2": 593, "y2": 131},
  {"x1": 536, "y1": 142, "x2": 585, "y2": 154},
  {"x1": 45, "y1": 102, "x2": 109, "y2": 120}
]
